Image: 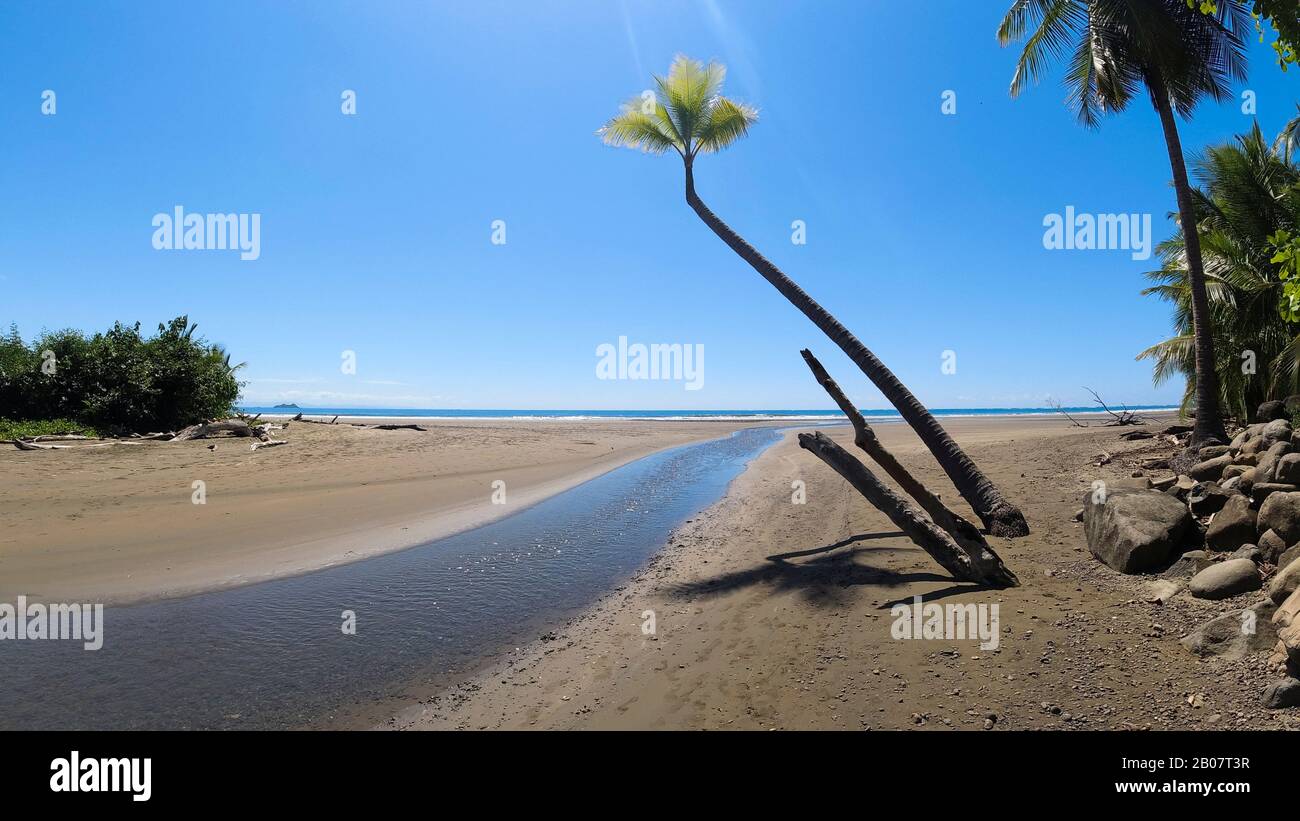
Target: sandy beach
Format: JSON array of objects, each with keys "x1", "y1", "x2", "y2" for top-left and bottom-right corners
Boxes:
[
  {"x1": 0, "y1": 417, "x2": 760, "y2": 604},
  {"x1": 385, "y1": 413, "x2": 1300, "y2": 731}
]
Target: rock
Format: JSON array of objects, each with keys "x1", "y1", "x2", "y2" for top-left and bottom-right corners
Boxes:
[
  {"x1": 1161, "y1": 550, "x2": 1213, "y2": 579},
  {"x1": 1280, "y1": 543, "x2": 1300, "y2": 570},
  {"x1": 1255, "y1": 441, "x2": 1294, "y2": 484},
  {"x1": 1188, "y1": 481, "x2": 1233, "y2": 516},
  {"x1": 1189, "y1": 453, "x2": 1234, "y2": 481},
  {"x1": 1261, "y1": 678, "x2": 1300, "y2": 708},
  {"x1": 1221, "y1": 476, "x2": 1243, "y2": 493},
  {"x1": 1222, "y1": 464, "x2": 1249, "y2": 480},
  {"x1": 1239, "y1": 467, "x2": 1258, "y2": 493},
  {"x1": 1162, "y1": 424, "x2": 1193, "y2": 436},
  {"x1": 1240, "y1": 438, "x2": 1265, "y2": 457},
  {"x1": 1263, "y1": 419, "x2": 1294, "y2": 448},
  {"x1": 1258, "y1": 400, "x2": 1288, "y2": 422},
  {"x1": 1071, "y1": 508, "x2": 1083, "y2": 522},
  {"x1": 1278, "y1": 453, "x2": 1300, "y2": 485},
  {"x1": 1206, "y1": 495, "x2": 1257, "y2": 551},
  {"x1": 1232, "y1": 545, "x2": 1263, "y2": 563},
  {"x1": 1268, "y1": 556, "x2": 1300, "y2": 604},
  {"x1": 1259, "y1": 491, "x2": 1300, "y2": 545},
  {"x1": 1199, "y1": 445, "x2": 1232, "y2": 460},
  {"x1": 1084, "y1": 489, "x2": 1194, "y2": 574},
  {"x1": 1151, "y1": 475, "x2": 1177, "y2": 492},
  {"x1": 1259, "y1": 529, "x2": 1287, "y2": 563},
  {"x1": 1252, "y1": 482, "x2": 1299, "y2": 505},
  {"x1": 1189, "y1": 559, "x2": 1262, "y2": 600},
  {"x1": 1181, "y1": 599, "x2": 1277, "y2": 659}
]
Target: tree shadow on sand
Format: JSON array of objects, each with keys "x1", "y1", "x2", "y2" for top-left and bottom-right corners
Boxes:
[{"x1": 665, "y1": 532, "x2": 990, "y2": 610}]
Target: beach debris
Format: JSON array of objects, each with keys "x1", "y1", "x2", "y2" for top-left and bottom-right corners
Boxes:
[
  {"x1": 795, "y1": 349, "x2": 1017, "y2": 587},
  {"x1": 1050, "y1": 388, "x2": 1149, "y2": 428}
]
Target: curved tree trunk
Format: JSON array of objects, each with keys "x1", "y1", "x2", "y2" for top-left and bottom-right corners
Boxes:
[
  {"x1": 1150, "y1": 76, "x2": 1228, "y2": 447},
  {"x1": 683, "y1": 161, "x2": 1029, "y2": 537}
]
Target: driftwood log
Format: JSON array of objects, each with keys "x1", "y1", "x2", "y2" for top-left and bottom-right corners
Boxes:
[{"x1": 797, "y1": 349, "x2": 1018, "y2": 588}]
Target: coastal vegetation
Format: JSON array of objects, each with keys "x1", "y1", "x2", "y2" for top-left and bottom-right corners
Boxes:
[
  {"x1": 999, "y1": 0, "x2": 1254, "y2": 446},
  {"x1": 0, "y1": 316, "x2": 242, "y2": 435}
]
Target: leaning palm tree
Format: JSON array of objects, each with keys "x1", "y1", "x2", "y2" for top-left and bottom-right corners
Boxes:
[
  {"x1": 598, "y1": 55, "x2": 1028, "y2": 538},
  {"x1": 999, "y1": 0, "x2": 1251, "y2": 446}
]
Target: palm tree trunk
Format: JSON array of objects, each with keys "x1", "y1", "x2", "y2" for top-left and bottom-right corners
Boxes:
[
  {"x1": 1150, "y1": 76, "x2": 1228, "y2": 446},
  {"x1": 684, "y1": 161, "x2": 1029, "y2": 537}
]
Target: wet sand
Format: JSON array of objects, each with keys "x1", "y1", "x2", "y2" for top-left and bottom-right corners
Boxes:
[
  {"x1": 387, "y1": 413, "x2": 1299, "y2": 731},
  {"x1": 0, "y1": 418, "x2": 759, "y2": 604}
]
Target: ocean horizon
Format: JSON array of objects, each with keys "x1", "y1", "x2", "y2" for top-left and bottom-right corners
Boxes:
[{"x1": 238, "y1": 405, "x2": 1181, "y2": 421}]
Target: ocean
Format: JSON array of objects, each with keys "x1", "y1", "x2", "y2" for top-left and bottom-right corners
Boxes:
[{"x1": 238, "y1": 405, "x2": 1179, "y2": 422}]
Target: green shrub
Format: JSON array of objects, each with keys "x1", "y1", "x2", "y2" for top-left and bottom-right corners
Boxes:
[
  {"x1": 0, "y1": 316, "x2": 243, "y2": 433},
  {"x1": 0, "y1": 418, "x2": 100, "y2": 440}
]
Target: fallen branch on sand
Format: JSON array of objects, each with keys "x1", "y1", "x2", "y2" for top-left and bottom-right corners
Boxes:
[
  {"x1": 1050, "y1": 388, "x2": 1149, "y2": 427},
  {"x1": 797, "y1": 349, "x2": 1018, "y2": 587}
]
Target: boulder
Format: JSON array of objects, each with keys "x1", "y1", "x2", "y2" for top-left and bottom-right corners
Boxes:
[
  {"x1": 1277, "y1": 453, "x2": 1300, "y2": 485},
  {"x1": 1222, "y1": 464, "x2": 1250, "y2": 480},
  {"x1": 1252, "y1": 482, "x2": 1299, "y2": 505},
  {"x1": 1181, "y1": 599, "x2": 1277, "y2": 659},
  {"x1": 1280, "y1": 543, "x2": 1300, "y2": 571},
  {"x1": 1241, "y1": 438, "x2": 1266, "y2": 457},
  {"x1": 1259, "y1": 491, "x2": 1300, "y2": 545},
  {"x1": 1232, "y1": 545, "x2": 1264, "y2": 563},
  {"x1": 1084, "y1": 489, "x2": 1194, "y2": 574},
  {"x1": 1221, "y1": 476, "x2": 1243, "y2": 493},
  {"x1": 1144, "y1": 579, "x2": 1182, "y2": 604},
  {"x1": 1206, "y1": 495, "x2": 1257, "y2": 551},
  {"x1": 1263, "y1": 419, "x2": 1294, "y2": 448},
  {"x1": 1189, "y1": 559, "x2": 1262, "y2": 600},
  {"x1": 1268, "y1": 556, "x2": 1300, "y2": 604},
  {"x1": 1189, "y1": 453, "x2": 1234, "y2": 481},
  {"x1": 1188, "y1": 481, "x2": 1232, "y2": 516},
  {"x1": 1255, "y1": 441, "x2": 1294, "y2": 484},
  {"x1": 1151, "y1": 475, "x2": 1177, "y2": 492},
  {"x1": 1258, "y1": 400, "x2": 1288, "y2": 422},
  {"x1": 1239, "y1": 467, "x2": 1258, "y2": 494},
  {"x1": 1261, "y1": 678, "x2": 1300, "y2": 708},
  {"x1": 1160, "y1": 550, "x2": 1211, "y2": 580},
  {"x1": 1259, "y1": 529, "x2": 1288, "y2": 563},
  {"x1": 1199, "y1": 444, "x2": 1232, "y2": 460}
]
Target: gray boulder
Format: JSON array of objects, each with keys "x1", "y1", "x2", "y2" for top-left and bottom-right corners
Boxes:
[
  {"x1": 1189, "y1": 453, "x2": 1234, "y2": 481},
  {"x1": 1259, "y1": 529, "x2": 1288, "y2": 563},
  {"x1": 1263, "y1": 419, "x2": 1294, "y2": 448},
  {"x1": 1160, "y1": 550, "x2": 1212, "y2": 579},
  {"x1": 1189, "y1": 559, "x2": 1262, "y2": 600},
  {"x1": 1252, "y1": 482, "x2": 1299, "y2": 505},
  {"x1": 1268, "y1": 556, "x2": 1300, "y2": 604},
  {"x1": 1277, "y1": 453, "x2": 1300, "y2": 485},
  {"x1": 1188, "y1": 482, "x2": 1232, "y2": 516},
  {"x1": 1255, "y1": 441, "x2": 1294, "y2": 484},
  {"x1": 1206, "y1": 495, "x2": 1257, "y2": 551},
  {"x1": 1232, "y1": 545, "x2": 1263, "y2": 563},
  {"x1": 1084, "y1": 489, "x2": 1194, "y2": 574},
  {"x1": 1259, "y1": 491, "x2": 1300, "y2": 545},
  {"x1": 1280, "y1": 543, "x2": 1300, "y2": 570},
  {"x1": 1258, "y1": 400, "x2": 1288, "y2": 422},
  {"x1": 1262, "y1": 678, "x2": 1300, "y2": 708},
  {"x1": 1180, "y1": 599, "x2": 1277, "y2": 659}
]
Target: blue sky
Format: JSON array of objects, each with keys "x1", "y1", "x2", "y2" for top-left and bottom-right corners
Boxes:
[{"x1": 2, "y1": 0, "x2": 1297, "y2": 410}]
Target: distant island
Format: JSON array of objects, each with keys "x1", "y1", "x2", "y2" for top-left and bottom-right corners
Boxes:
[{"x1": 273, "y1": 403, "x2": 299, "y2": 409}]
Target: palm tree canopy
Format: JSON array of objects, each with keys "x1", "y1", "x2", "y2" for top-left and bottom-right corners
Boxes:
[
  {"x1": 598, "y1": 55, "x2": 758, "y2": 161},
  {"x1": 998, "y1": 0, "x2": 1251, "y2": 127},
  {"x1": 1139, "y1": 122, "x2": 1300, "y2": 418}
]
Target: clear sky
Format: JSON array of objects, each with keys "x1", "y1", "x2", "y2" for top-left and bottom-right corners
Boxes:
[{"x1": 3, "y1": 1, "x2": 1297, "y2": 410}]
